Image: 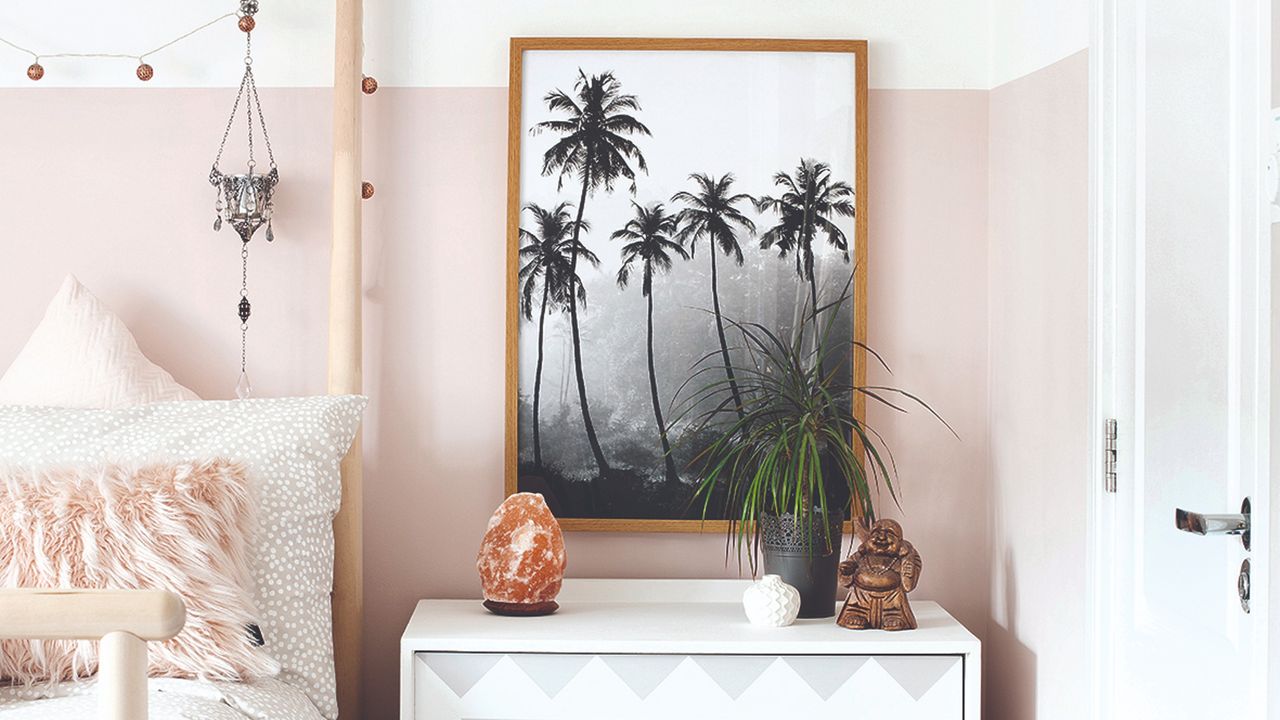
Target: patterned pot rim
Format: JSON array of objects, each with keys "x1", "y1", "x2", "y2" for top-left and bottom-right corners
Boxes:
[{"x1": 759, "y1": 510, "x2": 844, "y2": 553}]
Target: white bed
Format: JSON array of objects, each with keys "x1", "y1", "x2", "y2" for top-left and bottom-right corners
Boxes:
[{"x1": 0, "y1": 678, "x2": 323, "y2": 720}]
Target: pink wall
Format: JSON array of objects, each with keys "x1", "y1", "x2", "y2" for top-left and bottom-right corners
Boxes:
[
  {"x1": 0, "y1": 88, "x2": 332, "y2": 399},
  {"x1": 985, "y1": 50, "x2": 1090, "y2": 720},
  {"x1": 363, "y1": 87, "x2": 991, "y2": 719},
  {"x1": 0, "y1": 85, "x2": 991, "y2": 717}
]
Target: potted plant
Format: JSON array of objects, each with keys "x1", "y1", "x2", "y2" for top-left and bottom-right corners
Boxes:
[{"x1": 677, "y1": 286, "x2": 948, "y2": 618}]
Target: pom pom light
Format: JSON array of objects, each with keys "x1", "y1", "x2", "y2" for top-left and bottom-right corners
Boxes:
[{"x1": 1, "y1": 10, "x2": 238, "y2": 83}]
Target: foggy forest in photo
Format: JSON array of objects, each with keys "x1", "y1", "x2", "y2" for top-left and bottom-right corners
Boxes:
[{"x1": 515, "y1": 50, "x2": 859, "y2": 520}]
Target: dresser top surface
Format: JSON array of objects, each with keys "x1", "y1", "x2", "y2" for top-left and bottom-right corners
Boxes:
[{"x1": 403, "y1": 580, "x2": 979, "y2": 656}]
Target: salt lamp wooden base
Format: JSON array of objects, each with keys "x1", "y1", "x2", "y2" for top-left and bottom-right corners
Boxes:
[{"x1": 483, "y1": 600, "x2": 559, "y2": 617}]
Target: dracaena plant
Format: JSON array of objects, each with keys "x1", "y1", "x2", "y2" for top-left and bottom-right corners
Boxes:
[{"x1": 673, "y1": 281, "x2": 952, "y2": 567}]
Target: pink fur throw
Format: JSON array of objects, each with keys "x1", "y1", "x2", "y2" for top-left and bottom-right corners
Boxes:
[{"x1": 0, "y1": 459, "x2": 279, "y2": 684}]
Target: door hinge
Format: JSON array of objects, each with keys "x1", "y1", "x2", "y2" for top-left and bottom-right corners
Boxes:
[{"x1": 1104, "y1": 418, "x2": 1118, "y2": 493}]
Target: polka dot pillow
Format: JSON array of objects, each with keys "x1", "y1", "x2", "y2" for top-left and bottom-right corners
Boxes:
[{"x1": 0, "y1": 396, "x2": 366, "y2": 720}]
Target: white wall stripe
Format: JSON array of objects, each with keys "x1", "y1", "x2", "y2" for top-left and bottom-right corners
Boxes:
[{"x1": 0, "y1": 0, "x2": 1086, "y2": 90}]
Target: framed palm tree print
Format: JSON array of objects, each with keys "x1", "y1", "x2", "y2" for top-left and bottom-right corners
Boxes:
[{"x1": 505, "y1": 38, "x2": 868, "y2": 532}]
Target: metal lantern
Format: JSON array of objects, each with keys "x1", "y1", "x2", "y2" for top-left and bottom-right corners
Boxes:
[
  {"x1": 211, "y1": 167, "x2": 278, "y2": 243},
  {"x1": 209, "y1": 0, "x2": 278, "y2": 398}
]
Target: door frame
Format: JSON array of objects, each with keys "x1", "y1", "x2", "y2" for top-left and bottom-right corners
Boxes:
[{"x1": 1088, "y1": 0, "x2": 1273, "y2": 717}]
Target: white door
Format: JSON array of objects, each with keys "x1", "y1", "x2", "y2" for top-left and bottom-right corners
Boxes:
[{"x1": 1092, "y1": 0, "x2": 1272, "y2": 717}]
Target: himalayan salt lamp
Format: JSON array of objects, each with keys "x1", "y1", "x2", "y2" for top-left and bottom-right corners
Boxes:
[{"x1": 477, "y1": 492, "x2": 566, "y2": 616}]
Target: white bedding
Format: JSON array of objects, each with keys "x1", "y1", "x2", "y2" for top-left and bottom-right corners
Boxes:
[{"x1": 0, "y1": 677, "x2": 323, "y2": 720}]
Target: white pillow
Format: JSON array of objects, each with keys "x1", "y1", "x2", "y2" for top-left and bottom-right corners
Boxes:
[
  {"x1": 0, "y1": 396, "x2": 366, "y2": 720},
  {"x1": 0, "y1": 275, "x2": 199, "y2": 408}
]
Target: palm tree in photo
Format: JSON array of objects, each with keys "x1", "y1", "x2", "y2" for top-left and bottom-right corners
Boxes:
[
  {"x1": 671, "y1": 172, "x2": 756, "y2": 419},
  {"x1": 531, "y1": 69, "x2": 651, "y2": 476},
  {"x1": 755, "y1": 158, "x2": 856, "y2": 319},
  {"x1": 612, "y1": 201, "x2": 690, "y2": 485},
  {"x1": 518, "y1": 201, "x2": 597, "y2": 468}
]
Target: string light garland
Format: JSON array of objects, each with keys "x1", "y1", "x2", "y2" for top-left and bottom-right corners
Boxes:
[
  {"x1": 362, "y1": 77, "x2": 377, "y2": 199},
  {"x1": 0, "y1": 10, "x2": 237, "y2": 82}
]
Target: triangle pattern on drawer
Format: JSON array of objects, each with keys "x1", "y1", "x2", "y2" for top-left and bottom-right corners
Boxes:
[
  {"x1": 420, "y1": 653, "x2": 504, "y2": 697},
  {"x1": 690, "y1": 656, "x2": 777, "y2": 699},
  {"x1": 600, "y1": 655, "x2": 686, "y2": 699},
  {"x1": 874, "y1": 655, "x2": 960, "y2": 700},
  {"x1": 781, "y1": 655, "x2": 871, "y2": 700},
  {"x1": 509, "y1": 654, "x2": 594, "y2": 698}
]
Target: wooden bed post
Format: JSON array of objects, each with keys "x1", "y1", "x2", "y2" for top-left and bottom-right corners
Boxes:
[
  {"x1": 329, "y1": 0, "x2": 363, "y2": 716},
  {"x1": 99, "y1": 631, "x2": 148, "y2": 720}
]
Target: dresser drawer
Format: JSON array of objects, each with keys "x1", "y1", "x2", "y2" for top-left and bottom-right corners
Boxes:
[{"x1": 414, "y1": 652, "x2": 964, "y2": 720}]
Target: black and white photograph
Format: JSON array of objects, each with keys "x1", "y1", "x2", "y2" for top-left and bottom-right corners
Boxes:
[{"x1": 507, "y1": 40, "x2": 868, "y2": 528}]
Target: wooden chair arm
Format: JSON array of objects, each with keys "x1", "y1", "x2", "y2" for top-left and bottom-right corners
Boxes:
[{"x1": 0, "y1": 589, "x2": 185, "y2": 641}]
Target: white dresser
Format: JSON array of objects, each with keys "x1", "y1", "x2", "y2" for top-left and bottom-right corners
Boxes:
[{"x1": 400, "y1": 579, "x2": 980, "y2": 719}]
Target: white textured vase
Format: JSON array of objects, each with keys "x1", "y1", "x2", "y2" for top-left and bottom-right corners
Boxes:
[{"x1": 742, "y1": 574, "x2": 801, "y2": 627}]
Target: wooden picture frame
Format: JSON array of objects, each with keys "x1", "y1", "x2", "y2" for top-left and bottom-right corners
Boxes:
[{"x1": 505, "y1": 37, "x2": 868, "y2": 532}]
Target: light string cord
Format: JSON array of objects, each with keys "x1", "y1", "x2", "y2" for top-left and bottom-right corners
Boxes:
[{"x1": 0, "y1": 11, "x2": 236, "y2": 65}]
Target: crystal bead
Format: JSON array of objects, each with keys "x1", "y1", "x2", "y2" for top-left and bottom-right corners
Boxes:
[
  {"x1": 266, "y1": 223, "x2": 274, "y2": 242},
  {"x1": 235, "y1": 372, "x2": 253, "y2": 399},
  {"x1": 214, "y1": 216, "x2": 222, "y2": 231}
]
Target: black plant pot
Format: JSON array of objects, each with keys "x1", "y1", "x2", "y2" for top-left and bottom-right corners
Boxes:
[{"x1": 760, "y1": 511, "x2": 844, "y2": 619}]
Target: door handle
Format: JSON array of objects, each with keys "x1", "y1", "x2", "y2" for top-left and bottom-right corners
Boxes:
[
  {"x1": 1174, "y1": 498, "x2": 1251, "y2": 550},
  {"x1": 1175, "y1": 510, "x2": 1247, "y2": 535}
]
